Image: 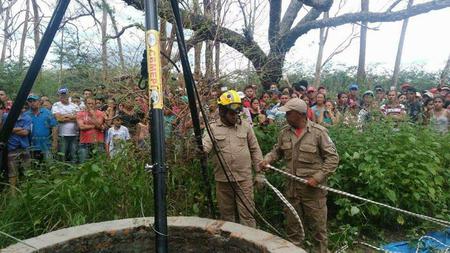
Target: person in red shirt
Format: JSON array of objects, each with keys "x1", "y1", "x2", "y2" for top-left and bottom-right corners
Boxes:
[
  {"x1": 77, "y1": 97, "x2": 105, "y2": 162},
  {"x1": 380, "y1": 90, "x2": 406, "y2": 122},
  {"x1": 242, "y1": 85, "x2": 256, "y2": 108},
  {"x1": 300, "y1": 94, "x2": 316, "y2": 122}
]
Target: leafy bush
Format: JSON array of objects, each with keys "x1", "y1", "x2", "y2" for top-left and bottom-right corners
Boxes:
[{"x1": 328, "y1": 122, "x2": 449, "y2": 236}]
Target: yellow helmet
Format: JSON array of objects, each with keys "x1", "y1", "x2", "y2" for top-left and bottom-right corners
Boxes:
[
  {"x1": 217, "y1": 90, "x2": 242, "y2": 112},
  {"x1": 217, "y1": 90, "x2": 241, "y2": 106}
]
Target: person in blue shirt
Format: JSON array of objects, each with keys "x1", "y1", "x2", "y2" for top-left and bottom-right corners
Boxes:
[
  {"x1": 1, "y1": 106, "x2": 32, "y2": 194},
  {"x1": 24, "y1": 94, "x2": 58, "y2": 161}
]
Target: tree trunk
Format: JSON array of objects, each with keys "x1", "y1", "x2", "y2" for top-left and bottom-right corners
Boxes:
[
  {"x1": 204, "y1": 0, "x2": 214, "y2": 82},
  {"x1": 0, "y1": 1, "x2": 11, "y2": 66},
  {"x1": 214, "y1": 0, "x2": 221, "y2": 79},
  {"x1": 193, "y1": 0, "x2": 202, "y2": 81},
  {"x1": 440, "y1": 55, "x2": 450, "y2": 87},
  {"x1": 105, "y1": 3, "x2": 125, "y2": 71},
  {"x1": 392, "y1": 0, "x2": 414, "y2": 89},
  {"x1": 357, "y1": 0, "x2": 369, "y2": 86},
  {"x1": 314, "y1": 12, "x2": 329, "y2": 87},
  {"x1": 59, "y1": 28, "x2": 64, "y2": 84},
  {"x1": 260, "y1": 50, "x2": 286, "y2": 90},
  {"x1": 19, "y1": 0, "x2": 31, "y2": 68},
  {"x1": 101, "y1": 0, "x2": 108, "y2": 81},
  {"x1": 30, "y1": 0, "x2": 40, "y2": 50}
]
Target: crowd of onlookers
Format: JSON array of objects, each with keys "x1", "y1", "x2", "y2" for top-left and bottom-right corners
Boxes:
[
  {"x1": 233, "y1": 81, "x2": 450, "y2": 133},
  {"x1": 0, "y1": 80, "x2": 449, "y2": 191}
]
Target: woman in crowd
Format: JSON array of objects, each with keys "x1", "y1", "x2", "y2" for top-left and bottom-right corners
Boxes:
[
  {"x1": 249, "y1": 98, "x2": 267, "y2": 126},
  {"x1": 430, "y1": 96, "x2": 449, "y2": 134},
  {"x1": 318, "y1": 100, "x2": 340, "y2": 127},
  {"x1": 337, "y1": 92, "x2": 349, "y2": 114},
  {"x1": 266, "y1": 92, "x2": 290, "y2": 124},
  {"x1": 311, "y1": 93, "x2": 326, "y2": 123}
]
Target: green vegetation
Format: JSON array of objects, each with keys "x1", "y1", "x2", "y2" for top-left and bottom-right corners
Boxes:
[{"x1": 1, "y1": 123, "x2": 448, "y2": 250}]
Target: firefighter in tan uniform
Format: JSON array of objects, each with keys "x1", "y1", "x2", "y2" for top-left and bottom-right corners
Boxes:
[
  {"x1": 202, "y1": 90, "x2": 264, "y2": 228},
  {"x1": 259, "y1": 98, "x2": 339, "y2": 252}
]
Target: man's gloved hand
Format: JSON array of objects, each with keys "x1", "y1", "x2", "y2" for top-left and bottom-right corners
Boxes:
[
  {"x1": 258, "y1": 160, "x2": 270, "y2": 172},
  {"x1": 254, "y1": 173, "x2": 266, "y2": 190},
  {"x1": 306, "y1": 177, "x2": 319, "y2": 187}
]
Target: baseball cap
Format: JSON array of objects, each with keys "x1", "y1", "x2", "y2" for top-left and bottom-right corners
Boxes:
[
  {"x1": 58, "y1": 87, "x2": 69, "y2": 95},
  {"x1": 279, "y1": 98, "x2": 307, "y2": 114},
  {"x1": 307, "y1": 86, "x2": 317, "y2": 93},
  {"x1": 423, "y1": 91, "x2": 433, "y2": 99},
  {"x1": 406, "y1": 87, "x2": 417, "y2": 93},
  {"x1": 363, "y1": 90, "x2": 374, "y2": 97},
  {"x1": 27, "y1": 94, "x2": 40, "y2": 101},
  {"x1": 349, "y1": 83, "x2": 359, "y2": 91},
  {"x1": 374, "y1": 85, "x2": 384, "y2": 91},
  {"x1": 400, "y1": 83, "x2": 411, "y2": 90}
]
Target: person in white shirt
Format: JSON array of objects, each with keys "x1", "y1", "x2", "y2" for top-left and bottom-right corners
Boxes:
[
  {"x1": 51, "y1": 87, "x2": 80, "y2": 162},
  {"x1": 106, "y1": 115, "x2": 130, "y2": 157}
]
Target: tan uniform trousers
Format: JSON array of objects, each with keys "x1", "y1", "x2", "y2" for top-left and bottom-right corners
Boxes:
[
  {"x1": 216, "y1": 179, "x2": 256, "y2": 228},
  {"x1": 286, "y1": 178, "x2": 328, "y2": 253}
]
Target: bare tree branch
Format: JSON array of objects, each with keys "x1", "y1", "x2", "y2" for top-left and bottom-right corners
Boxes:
[
  {"x1": 106, "y1": 23, "x2": 143, "y2": 40},
  {"x1": 322, "y1": 25, "x2": 359, "y2": 67},
  {"x1": 283, "y1": 0, "x2": 450, "y2": 49},
  {"x1": 387, "y1": 0, "x2": 402, "y2": 12},
  {"x1": 268, "y1": 0, "x2": 282, "y2": 46},
  {"x1": 301, "y1": 0, "x2": 333, "y2": 11},
  {"x1": 279, "y1": 0, "x2": 303, "y2": 35}
]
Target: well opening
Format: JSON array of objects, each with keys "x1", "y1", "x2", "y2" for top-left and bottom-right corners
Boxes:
[{"x1": 3, "y1": 217, "x2": 305, "y2": 253}]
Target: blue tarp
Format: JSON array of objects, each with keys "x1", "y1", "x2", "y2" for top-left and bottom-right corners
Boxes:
[{"x1": 382, "y1": 228, "x2": 449, "y2": 252}]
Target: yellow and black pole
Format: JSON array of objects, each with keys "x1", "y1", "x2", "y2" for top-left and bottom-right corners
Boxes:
[{"x1": 144, "y1": 0, "x2": 168, "y2": 252}]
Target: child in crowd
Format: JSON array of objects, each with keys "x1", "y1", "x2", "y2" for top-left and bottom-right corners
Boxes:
[{"x1": 106, "y1": 115, "x2": 130, "y2": 157}]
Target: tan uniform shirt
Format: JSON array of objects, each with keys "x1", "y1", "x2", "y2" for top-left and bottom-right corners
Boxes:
[
  {"x1": 203, "y1": 118, "x2": 263, "y2": 182},
  {"x1": 264, "y1": 120, "x2": 339, "y2": 183}
]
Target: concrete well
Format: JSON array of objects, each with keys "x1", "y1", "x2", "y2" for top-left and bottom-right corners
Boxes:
[{"x1": 2, "y1": 216, "x2": 305, "y2": 253}]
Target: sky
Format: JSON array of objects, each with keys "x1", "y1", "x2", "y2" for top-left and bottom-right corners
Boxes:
[{"x1": 4, "y1": 0, "x2": 450, "y2": 75}]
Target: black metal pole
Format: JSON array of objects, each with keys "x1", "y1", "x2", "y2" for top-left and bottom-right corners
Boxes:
[
  {"x1": 143, "y1": 0, "x2": 168, "y2": 252},
  {"x1": 0, "y1": 0, "x2": 70, "y2": 169},
  {"x1": 168, "y1": 0, "x2": 215, "y2": 217}
]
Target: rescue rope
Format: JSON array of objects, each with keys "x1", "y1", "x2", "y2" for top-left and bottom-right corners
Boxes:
[
  {"x1": 0, "y1": 230, "x2": 37, "y2": 250},
  {"x1": 266, "y1": 165, "x2": 450, "y2": 227},
  {"x1": 263, "y1": 178, "x2": 305, "y2": 238},
  {"x1": 415, "y1": 235, "x2": 450, "y2": 253}
]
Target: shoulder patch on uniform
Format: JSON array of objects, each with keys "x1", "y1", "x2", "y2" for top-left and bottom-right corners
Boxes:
[{"x1": 327, "y1": 135, "x2": 334, "y2": 144}]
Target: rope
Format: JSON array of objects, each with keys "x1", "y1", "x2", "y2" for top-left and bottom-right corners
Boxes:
[
  {"x1": 266, "y1": 165, "x2": 450, "y2": 227},
  {"x1": 0, "y1": 230, "x2": 37, "y2": 250},
  {"x1": 335, "y1": 240, "x2": 401, "y2": 253},
  {"x1": 415, "y1": 235, "x2": 450, "y2": 253},
  {"x1": 169, "y1": 0, "x2": 282, "y2": 237},
  {"x1": 263, "y1": 178, "x2": 304, "y2": 238}
]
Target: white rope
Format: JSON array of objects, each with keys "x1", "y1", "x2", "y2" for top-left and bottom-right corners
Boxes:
[
  {"x1": 335, "y1": 240, "x2": 403, "y2": 253},
  {"x1": 267, "y1": 165, "x2": 450, "y2": 227},
  {"x1": 263, "y1": 178, "x2": 305, "y2": 238},
  {"x1": 415, "y1": 235, "x2": 450, "y2": 253},
  {"x1": 0, "y1": 230, "x2": 37, "y2": 250}
]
